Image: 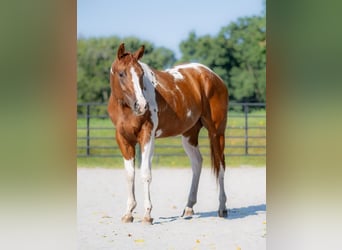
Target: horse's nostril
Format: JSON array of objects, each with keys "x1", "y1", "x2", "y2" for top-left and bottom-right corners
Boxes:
[{"x1": 134, "y1": 101, "x2": 139, "y2": 110}]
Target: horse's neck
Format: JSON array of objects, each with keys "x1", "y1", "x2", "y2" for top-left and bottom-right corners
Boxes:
[
  {"x1": 139, "y1": 62, "x2": 172, "y2": 92},
  {"x1": 140, "y1": 62, "x2": 159, "y2": 87}
]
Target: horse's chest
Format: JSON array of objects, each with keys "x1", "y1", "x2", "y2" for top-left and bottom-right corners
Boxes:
[{"x1": 115, "y1": 120, "x2": 140, "y2": 143}]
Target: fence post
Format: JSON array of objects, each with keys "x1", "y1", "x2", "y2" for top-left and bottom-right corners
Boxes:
[
  {"x1": 244, "y1": 104, "x2": 249, "y2": 155},
  {"x1": 86, "y1": 104, "x2": 90, "y2": 156}
]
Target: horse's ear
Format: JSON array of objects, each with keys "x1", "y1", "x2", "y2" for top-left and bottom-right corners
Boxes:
[
  {"x1": 133, "y1": 45, "x2": 145, "y2": 60},
  {"x1": 117, "y1": 43, "x2": 125, "y2": 59}
]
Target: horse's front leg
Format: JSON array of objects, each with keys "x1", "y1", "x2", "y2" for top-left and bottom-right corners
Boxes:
[
  {"x1": 122, "y1": 158, "x2": 136, "y2": 223},
  {"x1": 139, "y1": 127, "x2": 155, "y2": 225},
  {"x1": 116, "y1": 131, "x2": 137, "y2": 223}
]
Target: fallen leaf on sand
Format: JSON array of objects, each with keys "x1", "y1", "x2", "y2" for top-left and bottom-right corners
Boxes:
[
  {"x1": 196, "y1": 239, "x2": 200, "y2": 244},
  {"x1": 236, "y1": 246, "x2": 241, "y2": 250},
  {"x1": 134, "y1": 239, "x2": 145, "y2": 243}
]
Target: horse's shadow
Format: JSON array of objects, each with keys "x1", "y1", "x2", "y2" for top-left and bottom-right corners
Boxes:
[
  {"x1": 155, "y1": 204, "x2": 266, "y2": 224},
  {"x1": 197, "y1": 204, "x2": 266, "y2": 220}
]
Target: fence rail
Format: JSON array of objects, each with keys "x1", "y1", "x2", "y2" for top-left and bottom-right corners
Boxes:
[{"x1": 77, "y1": 103, "x2": 266, "y2": 161}]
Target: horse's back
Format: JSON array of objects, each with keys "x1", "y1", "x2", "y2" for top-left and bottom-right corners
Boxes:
[
  {"x1": 166, "y1": 63, "x2": 227, "y2": 96},
  {"x1": 168, "y1": 63, "x2": 228, "y2": 112}
]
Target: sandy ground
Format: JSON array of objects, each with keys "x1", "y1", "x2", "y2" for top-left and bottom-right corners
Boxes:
[{"x1": 78, "y1": 167, "x2": 266, "y2": 250}]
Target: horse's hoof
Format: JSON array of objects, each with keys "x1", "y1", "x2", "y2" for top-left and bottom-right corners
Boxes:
[
  {"x1": 218, "y1": 209, "x2": 228, "y2": 218},
  {"x1": 182, "y1": 207, "x2": 194, "y2": 219},
  {"x1": 121, "y1": 214, "x2": 134, "y2": 223},
  {"x1": 142, "y1": 216, "x2": 153, "y2": 225}
]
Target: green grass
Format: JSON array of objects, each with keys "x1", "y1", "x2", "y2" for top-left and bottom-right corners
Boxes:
[{"x1": 77, "y1": 110, "x2": 266, "y2": 168}]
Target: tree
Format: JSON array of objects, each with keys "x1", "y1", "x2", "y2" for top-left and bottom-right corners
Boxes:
[
  {"x1": 179, "y1": 15, "x2": 266, "y2": 103},
  {"x1": 220, "y1": 15, "x2": 266, "y2": 102}
]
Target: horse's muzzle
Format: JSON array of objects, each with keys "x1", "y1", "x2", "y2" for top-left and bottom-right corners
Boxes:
[{"x1": 133, "y1": 101, "x2": 148, "y2": 116}]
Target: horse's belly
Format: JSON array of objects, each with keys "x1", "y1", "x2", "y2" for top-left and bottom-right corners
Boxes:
[{"x1": 155, "y1": 114, "x2": 200, "y2": 138}]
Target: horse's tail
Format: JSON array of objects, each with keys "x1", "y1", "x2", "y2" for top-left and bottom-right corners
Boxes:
[
  {"x1": 206, "y1": 91, "x2": 228, "y2": 180},
  {"x1": 208, "y1": 130, "x2": 225, "y2": 180},
  {"x1": 201, "y1": 66, "x2": 228, "y2": 179}
]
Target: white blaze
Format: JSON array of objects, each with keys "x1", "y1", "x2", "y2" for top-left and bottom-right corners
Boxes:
[{"x1": 130, "y1": 67, "x2": 147, "y2": 111}]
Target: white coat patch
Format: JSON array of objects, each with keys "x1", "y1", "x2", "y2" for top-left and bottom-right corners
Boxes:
[
  {"x1": 165, "y1": 63, "x2": 201, "y2": 80},
  {"x1": 156, "y1": 129, "x2": 163, "y2": 137},
  {"x1": 130, "y1": 67, "x2": 146, "y2": 109},
  {"x1": 165, "y1": 63, "x2": 219, "y2": 81},
  {"x1": 139, "y1": 62, "x2": 159, "y2": 129},
  {"x1": 165, "y1": 68, "x2": 184, "y2": 80}
]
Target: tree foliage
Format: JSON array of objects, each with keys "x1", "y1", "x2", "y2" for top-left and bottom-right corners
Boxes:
[
  {"x1": 179, "y1": 15, "x2": 266, "y2": 102},
  {"x1": 77, "y1": 13, "x2": 266, "y2": 105}
]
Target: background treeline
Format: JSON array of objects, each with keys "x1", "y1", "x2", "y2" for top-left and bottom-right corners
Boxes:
[{"x1": 77, "y1": 14, "x2": 266, "y2": 111}]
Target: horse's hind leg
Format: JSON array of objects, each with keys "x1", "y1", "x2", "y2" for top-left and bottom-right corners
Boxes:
[
  {"x1": 217, "y1": 136, "x2": 228, "y2": 217},
  {"x1": 181, "y1": 121, "x2": 203, "y2": 218}
]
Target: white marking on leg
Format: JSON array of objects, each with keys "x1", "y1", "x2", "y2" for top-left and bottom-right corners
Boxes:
[
  {"x1": 124, "y1": 158, "x2": 136, "y2": 215},
  {"x1": 140, "y1": 137, "x2": 155, "y2": 219},
  {"x1": 182, "y1": 136, "x2": 203, "y2": 209}
]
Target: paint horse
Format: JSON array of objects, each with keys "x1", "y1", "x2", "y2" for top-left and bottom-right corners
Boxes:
[{"x1": 108, "y1": 43, "x2": 229, "y2": 224}]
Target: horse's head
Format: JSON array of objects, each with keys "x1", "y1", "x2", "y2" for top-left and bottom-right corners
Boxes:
[{"x1": 110, "y1": 43, "x2": 147, "y2": 116}]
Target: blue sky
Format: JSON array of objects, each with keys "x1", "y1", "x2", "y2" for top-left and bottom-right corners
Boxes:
[{"x1": 77, "y1": 0, "x2": 264, "y2": 56}]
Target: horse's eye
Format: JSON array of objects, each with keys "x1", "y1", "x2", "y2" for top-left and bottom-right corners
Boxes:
[{"x1": 118, "y1": 71, "x2": 124, "y2": 78}]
